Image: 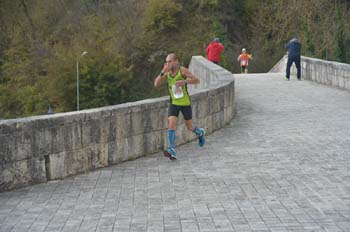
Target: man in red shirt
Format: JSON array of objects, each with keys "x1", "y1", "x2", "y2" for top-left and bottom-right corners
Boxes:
[{"x1": 206, "y1": 38, "x2": 225, "y2": 64}]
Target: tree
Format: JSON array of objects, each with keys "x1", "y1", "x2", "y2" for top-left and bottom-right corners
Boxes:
[{"x1": 143, "y1": 0, "x2": 183, "y2": 33}]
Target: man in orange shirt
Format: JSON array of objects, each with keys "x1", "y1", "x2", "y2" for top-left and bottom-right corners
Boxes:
[{"x1": 237, "y1": 48, "x2": 253, "y2": 73}]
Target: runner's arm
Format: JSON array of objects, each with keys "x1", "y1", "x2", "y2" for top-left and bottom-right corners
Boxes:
[
  {"x1": 154, "y1": 62, "x2": 170, "y2": 88},
  {"x1": 176, "y1": 67, "x2": 200, "y2": 86},
  {"x1": 154, "y1": 72, "x2": 167, "y2": 88}
]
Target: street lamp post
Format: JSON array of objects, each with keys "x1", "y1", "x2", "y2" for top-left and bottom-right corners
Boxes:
[{"x1": 77, "y1": 51, "x2": 88, "y2": 111}]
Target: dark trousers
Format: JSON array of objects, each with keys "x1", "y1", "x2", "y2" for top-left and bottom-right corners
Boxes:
[{"x1": 286, "y1": 56, "x2": 301, "y2": 79}]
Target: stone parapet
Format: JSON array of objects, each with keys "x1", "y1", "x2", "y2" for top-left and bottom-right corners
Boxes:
[
  {"x1": 0, "y1": 56, "x2": 235, "y2": 192},
  {"x1": 270, "y1": 55, "x2": 350, "y2": 90}
]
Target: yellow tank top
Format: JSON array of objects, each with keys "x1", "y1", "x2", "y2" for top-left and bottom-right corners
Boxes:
[{"x1": 167, "y1": 68, "x2": 191, "y2": 106}]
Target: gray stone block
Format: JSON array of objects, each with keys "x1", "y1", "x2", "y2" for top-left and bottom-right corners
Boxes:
[
  {"x1": 47, "y1": 149, "x2": 86, "y2": 179},
  {"x1": 0, "y1": 157, "x2": 46, "y2": 191}
]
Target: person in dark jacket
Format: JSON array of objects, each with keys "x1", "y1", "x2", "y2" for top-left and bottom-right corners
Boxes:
[
  {"x1": 206, "y1": 38, "x2": 225, "y2": 64},
  {"x1": 285, "y1": 37, "x2": 302, "y2": 80}
]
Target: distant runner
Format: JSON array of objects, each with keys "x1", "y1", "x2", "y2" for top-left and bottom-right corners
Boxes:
[{"x1": 237, "y1": 48, "x2": 253, "y2": 73}]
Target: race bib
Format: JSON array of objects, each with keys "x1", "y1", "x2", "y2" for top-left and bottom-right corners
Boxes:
[
  {"x1": 241, "y1": 59, "x2": 248, "y2": 66},
  {"x1": 172, "y1": 85, "x2": 184, "y2": 99}
]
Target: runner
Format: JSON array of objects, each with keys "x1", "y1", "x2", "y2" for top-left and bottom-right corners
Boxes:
[
  {"x1": 237, "y1": 48, "x2": 253, "y2": 73},
  {"x1": 154, "y1": 53, "x2": 206, "y2": 160}
]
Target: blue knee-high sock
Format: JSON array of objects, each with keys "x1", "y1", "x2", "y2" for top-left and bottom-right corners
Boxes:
[
  {"x1": 193, "y1": 126, "x2": 201, "y2": 136},
  {"x1": 168, "y1": 130, "x2": 176, "y2": 149}
]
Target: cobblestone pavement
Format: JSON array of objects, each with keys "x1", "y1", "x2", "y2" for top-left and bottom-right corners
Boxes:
[{"x1": 1, "y1": 73, "x2": 350, "y2": 232}]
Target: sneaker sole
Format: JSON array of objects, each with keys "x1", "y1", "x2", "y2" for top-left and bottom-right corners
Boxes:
[
  {"x1": 163, "y1": 150, "x2": 177, "y2": 160},
  {"x1": 163, "y1": 150, "x2": 170, "y2": 157}
]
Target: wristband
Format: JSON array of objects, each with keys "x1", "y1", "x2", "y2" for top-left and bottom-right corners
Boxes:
[{"x1": 159, "y1": 72, "x2": 164, "y2": 77}]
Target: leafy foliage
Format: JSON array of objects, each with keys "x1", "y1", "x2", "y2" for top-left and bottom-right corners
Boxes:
[
  {"x1": 247, "y1": 0, "x2": 350, "y2": 72},
  {"x1": 144, "y1": 0, "x2": 183, "y2": 32},
  {"x1": 0, "y1": 0, "x2": 349, "y2": 119}
]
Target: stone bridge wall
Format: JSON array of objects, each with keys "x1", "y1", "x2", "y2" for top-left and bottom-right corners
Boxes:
[
  {"x1": 0, "y1": 56, "x2": 235, "y2": 192},
  {"x1": 270, "y1": 55, "x2": 350, "y2": 90}
]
